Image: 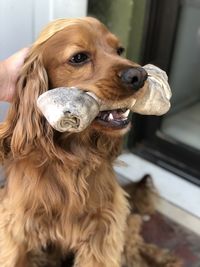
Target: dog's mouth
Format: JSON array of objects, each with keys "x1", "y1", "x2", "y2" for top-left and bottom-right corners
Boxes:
[{"x1": 95, "y1": 108, "x2": 130, "y2": 129}]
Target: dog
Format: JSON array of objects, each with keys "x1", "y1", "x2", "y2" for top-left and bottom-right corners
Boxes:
[{"x1": 0, "y1": 17, "x2": 148, "y2": 267}]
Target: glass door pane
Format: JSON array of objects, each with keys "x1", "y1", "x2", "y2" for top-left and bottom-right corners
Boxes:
[{"x1": 161, "y1": 1, "x2": 200, "y2": 150}]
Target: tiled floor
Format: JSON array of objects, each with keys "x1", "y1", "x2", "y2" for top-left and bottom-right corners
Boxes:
[{"x1": 142, "y1": 212, "x2": 200, "y2": 267}]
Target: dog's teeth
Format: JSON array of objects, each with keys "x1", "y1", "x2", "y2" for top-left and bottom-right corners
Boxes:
[
  {"x1": 102, "y1": 114, "x2": 108, "y2": 120},
  {"x1": 108, "y1": 113, "x2": 114, "y2": 121},
  {"x1": 123, "y1": 109, "x2": 130, "y2": 118}
]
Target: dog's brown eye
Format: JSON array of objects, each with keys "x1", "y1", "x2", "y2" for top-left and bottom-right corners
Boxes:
[
  {"x1": 117, "y1": 47, "x2": 125, "y2": 56},
  {"x1": 69, "y1": 53, "x2": 89, "y2": 65}
]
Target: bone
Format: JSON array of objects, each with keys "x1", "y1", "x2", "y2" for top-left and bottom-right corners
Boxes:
[
  {"x1": 37, "y1": 88, "x2": 100, "y2": 132},
  {"x1": 37, "y1": 64, "x2": 172, "y2": 132},
  {"x1": 133, "y1": 64, "x2": 172, "y2": 115}
]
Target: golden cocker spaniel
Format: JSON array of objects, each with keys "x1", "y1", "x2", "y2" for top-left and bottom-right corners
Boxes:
[{"x1": 0, "y1": 17, "x2": 149, "y2": 267}]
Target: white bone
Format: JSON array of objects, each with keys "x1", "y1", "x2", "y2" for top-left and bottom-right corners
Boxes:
[{"x1": 37, "y1": 64, "x2": 172, "y2": 132}]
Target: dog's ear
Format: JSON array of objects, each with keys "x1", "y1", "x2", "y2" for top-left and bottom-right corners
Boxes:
[{"x1": 0, "y1": 50, "x2": 57, "y2": 161}]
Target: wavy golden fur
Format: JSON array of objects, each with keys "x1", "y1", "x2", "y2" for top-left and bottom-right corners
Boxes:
[{"x1": 0, "y1": 17, "x2": 147, "y2": 267}]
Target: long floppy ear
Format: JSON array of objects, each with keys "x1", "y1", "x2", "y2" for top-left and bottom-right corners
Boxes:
[{"x1": 0, "y1": 49, "x2": 57, "y2": 161}]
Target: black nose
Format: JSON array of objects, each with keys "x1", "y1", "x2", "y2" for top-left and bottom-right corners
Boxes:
[{"x1": 120, "y1": 67, "x2": 148, "y2": 91}]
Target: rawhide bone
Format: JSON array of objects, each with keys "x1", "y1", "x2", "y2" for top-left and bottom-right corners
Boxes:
[{"x1": 37, "y1": 64, "x2": 172, "y2": 132}]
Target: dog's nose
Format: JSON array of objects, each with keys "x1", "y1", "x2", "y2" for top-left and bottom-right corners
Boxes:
[{"x1": 120, "y1": 67, "x2": 148, "y2": 91}]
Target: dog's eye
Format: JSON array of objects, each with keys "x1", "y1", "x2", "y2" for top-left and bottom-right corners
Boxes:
[
  {"x1": 117, "y1": 47, "x2": 125, "y2": 56},
  {"x1": 69, "y1": 53, "x2": 89, "y2": 65}
]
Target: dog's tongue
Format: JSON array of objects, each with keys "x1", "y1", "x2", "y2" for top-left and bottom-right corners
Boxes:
[
  {"x1": 111, "y1": 110, "x2": 123, "y2": 120},
  {"x1": 111, "y1": 109, "x2": 128, "y2": 120}
]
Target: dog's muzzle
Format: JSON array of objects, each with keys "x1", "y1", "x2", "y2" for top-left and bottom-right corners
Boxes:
[{"x1": 37, "y1": 64, "x2": 172, "y2": 132}]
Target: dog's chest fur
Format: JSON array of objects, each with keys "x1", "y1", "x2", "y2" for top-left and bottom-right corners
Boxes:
[{"x1": 4, "y1": 156, "x2": 117, "y2": 251}]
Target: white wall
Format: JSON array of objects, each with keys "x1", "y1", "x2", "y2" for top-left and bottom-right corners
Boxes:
[{"x1": 0, "y1": 0, "x2": 88, "y2": 60}]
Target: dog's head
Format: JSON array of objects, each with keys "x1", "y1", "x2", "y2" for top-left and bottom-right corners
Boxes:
[
  {"x1": 0, "y1": 17, "x2": 168, "y2": 162},
  {"x1": 37, "y1": 17, "x2": 148, "y2": 134}
]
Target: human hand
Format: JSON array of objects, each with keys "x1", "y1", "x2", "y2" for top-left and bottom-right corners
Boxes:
[{"x1": 0, "y1": 47, "x2": 29, "y2": 102}]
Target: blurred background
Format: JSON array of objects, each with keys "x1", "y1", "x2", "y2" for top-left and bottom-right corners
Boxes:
[{"x1": 0, "y1": 0, "x2": 200, "y2": 263}]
